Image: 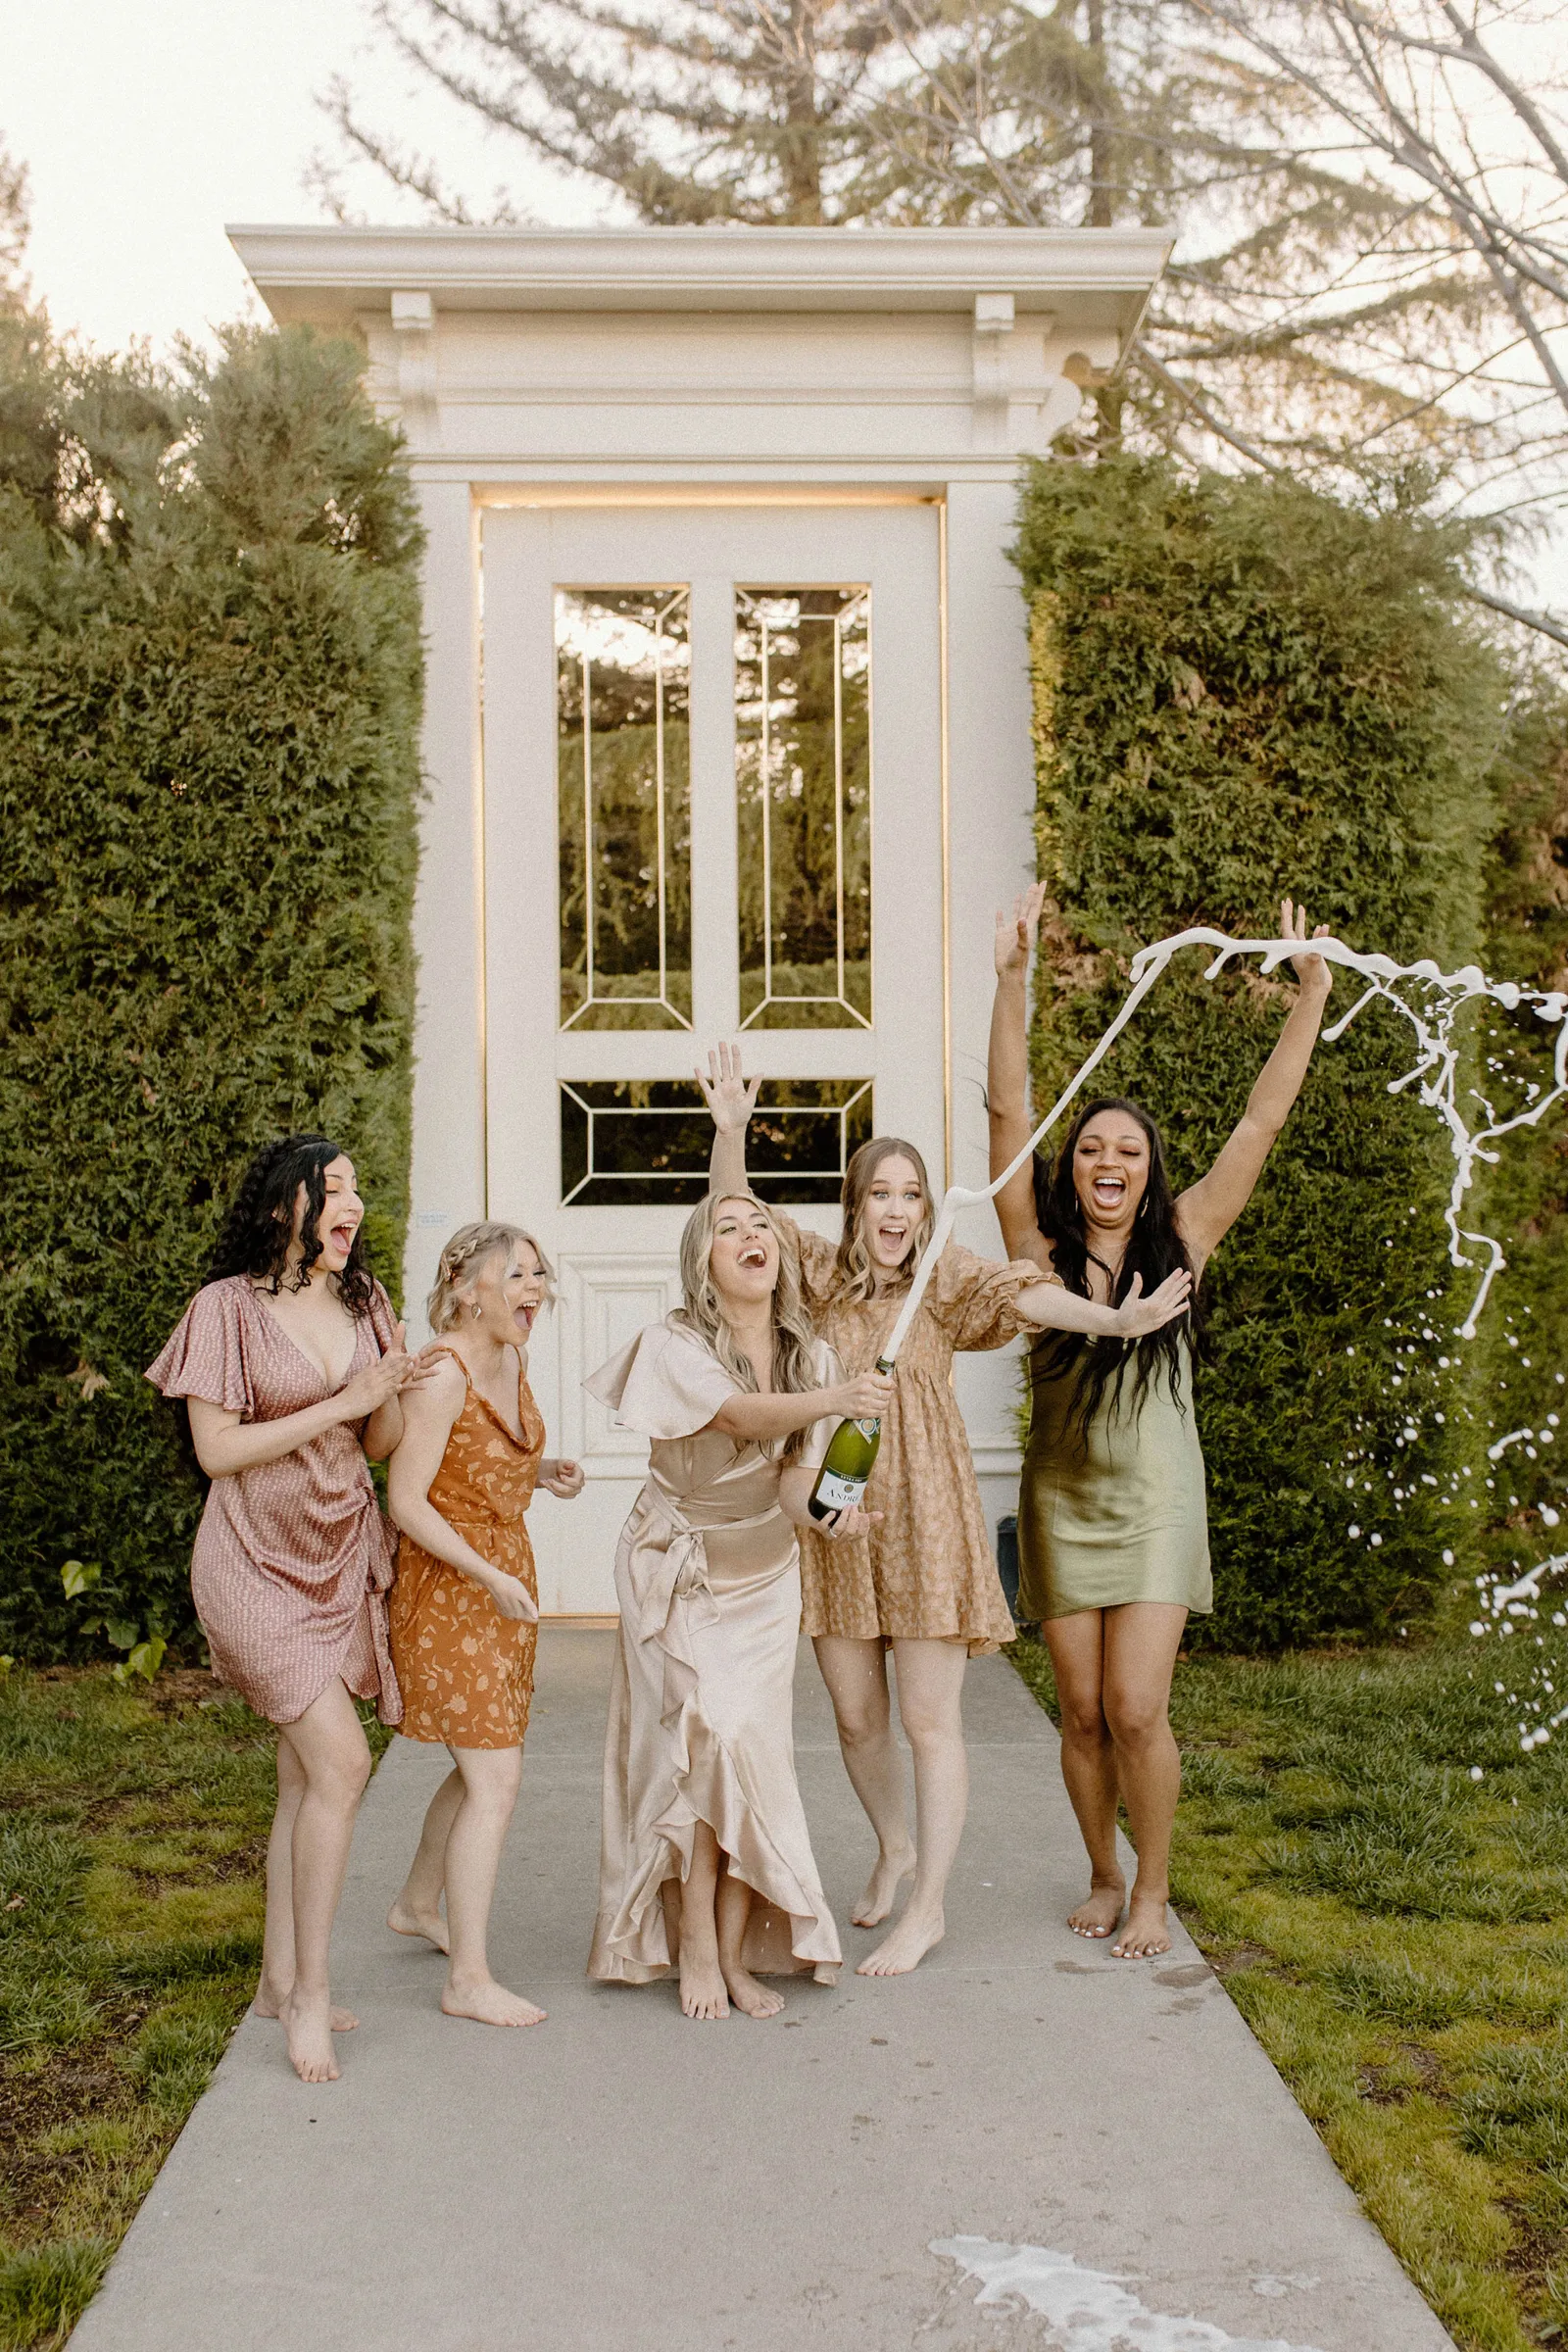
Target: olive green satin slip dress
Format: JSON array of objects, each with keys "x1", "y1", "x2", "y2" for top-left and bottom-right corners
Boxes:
[{"x1": 1016, "y1": 1334, "x2": 1213, "y2": 1622}]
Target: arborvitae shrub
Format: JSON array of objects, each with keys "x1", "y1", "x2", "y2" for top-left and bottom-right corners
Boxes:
[
  {"x1": 1463, "y1": 681, "x2": 1568, "y2": 1590},
  {"x1": 1013, "y1": 457, "x2": 1505, "y2": 1648},
  {"x1": 0, "y1": 324, "x2": 422, "y2": 1658}
]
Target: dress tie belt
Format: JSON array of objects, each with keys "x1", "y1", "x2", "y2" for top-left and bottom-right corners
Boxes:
[{"x1": 630, "y1": 1482, "x2": 783, "y2": 1646}]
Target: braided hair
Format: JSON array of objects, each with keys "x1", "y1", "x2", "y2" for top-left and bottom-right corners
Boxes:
[
  {"x1": 205, "y1": 1134, "x2": 374, "y2": 1316},
  {"x1": 427, "y1": 1222, "x2": 556, "y2": 1332},
  {"x1": 1030, "y1": 1095, "x2": 1202, "y2": 1444}
]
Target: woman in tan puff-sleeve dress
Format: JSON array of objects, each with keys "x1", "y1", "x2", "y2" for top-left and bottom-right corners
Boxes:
[
  {"x1": 385, "y1": 1221, "x2": 584, "y2": 2031},
  {"x1": 146, "y1": 1134, "x2": 428, "y2": 2086},
  {"x1": 703, "y1": 1046, "x2": 1193, "y2": 1981}
]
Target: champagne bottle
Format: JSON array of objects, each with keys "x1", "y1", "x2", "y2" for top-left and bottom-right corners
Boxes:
[{"x1": 808, "y1": 1358, "x2": 895, "y2": 1521}]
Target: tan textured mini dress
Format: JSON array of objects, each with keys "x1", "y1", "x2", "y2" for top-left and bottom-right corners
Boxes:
[
  {"x1": 145, "y1": 1276, "x2": 401, "y2": 1727},
  {"x1": 780, "y1": 1217, "x2": 1038, "y2": 1657},
  {"x1": 388, "y1": 1347, "x2": 546, "y2": 1749}
]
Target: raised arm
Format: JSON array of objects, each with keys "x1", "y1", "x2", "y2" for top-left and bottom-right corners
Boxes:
[
  {"x1": 699, "y1": 1041, "x2": 758, "y2": 1198},
  {"x1": 988, "y1": 883, "x2": 1050, "y2": 1264},
  {"x1": 1177, "y1": 900, "x2": 1332, "y2": 1273}
]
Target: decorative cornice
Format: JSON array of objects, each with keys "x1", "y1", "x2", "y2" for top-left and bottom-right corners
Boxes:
[{"x1": 227, "y1": 223, "x2": 1171, "y2": 326}]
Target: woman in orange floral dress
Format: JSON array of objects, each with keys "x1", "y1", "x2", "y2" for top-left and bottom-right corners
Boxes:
[
  {"x1": 386, "y1": 1222, "x2": 584, "y2": 2027},
  {"x1": 703, "y1": 1046, "x2": 1190, "y2": 1980}
]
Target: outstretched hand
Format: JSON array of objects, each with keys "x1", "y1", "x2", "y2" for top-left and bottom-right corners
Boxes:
[
  {"x1": 1281, "y1": 898, "x2": 1332, "y2": 1002},
  {"x1": 696, "y1": 1040, "x2": 760, "y2": 1136},
  {"x1": 1112, "y1": 1267, "x2": 1193, "y2": 1339},
  {"x1": 994, "y1": 881, "x2": 1048, "y2": 980}
]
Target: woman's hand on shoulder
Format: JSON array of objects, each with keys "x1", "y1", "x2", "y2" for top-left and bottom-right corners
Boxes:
[
  {"x1": 1111, "y1": 1268, "x2": 1192, "y2": 1338},
  {"x1": 539, "y1": 1456, "x2": 585, "y2": 1499},
  {"x1": 384, "y1": 1351, "x2": 467, "y2": 1450},
  {"x1": 338, "y1": 1321, "x2": 443, "y2": 1421}
]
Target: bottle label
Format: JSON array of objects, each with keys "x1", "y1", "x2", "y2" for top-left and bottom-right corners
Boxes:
[
  {"x1": 814, "y1": 1468, "x2": 868, "y2": 1513},
  {"x1": 852, "y1": 1418, "x2": 881, "y2": 1439}
]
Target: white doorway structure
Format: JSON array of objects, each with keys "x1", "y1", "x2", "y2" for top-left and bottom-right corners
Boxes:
[{"x1": 229, "y1": 225, "x2": 1171, "y2": 1616}]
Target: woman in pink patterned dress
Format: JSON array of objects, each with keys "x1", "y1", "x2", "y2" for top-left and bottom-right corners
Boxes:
[{"x1": 147, "y1": 1134, "x2": 427, "y2": 2083}]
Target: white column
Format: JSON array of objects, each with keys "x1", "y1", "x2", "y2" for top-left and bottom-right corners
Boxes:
[
  {"x1": 405, "y1": 479, "x2": 485, "y2": 1338},
  {"x1": 943, "y1": 480, "x2": 1040, "y2": 1532}
]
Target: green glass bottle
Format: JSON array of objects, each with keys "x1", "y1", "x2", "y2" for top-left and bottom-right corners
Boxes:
[{"x1": 808, "y1": 1358, "x2": 895, "y2": 1521}]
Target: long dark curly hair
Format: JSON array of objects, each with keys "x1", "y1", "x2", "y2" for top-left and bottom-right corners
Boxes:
[
  {"x1": 1031, "y1": 1095, "x2": 1201, "y2": 1441},
  {"x1": 204, "y1": 1133, "x2": 375, "y2": 1315}
]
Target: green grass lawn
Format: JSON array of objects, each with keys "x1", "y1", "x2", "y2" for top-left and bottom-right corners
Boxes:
[
  {"x1": 6, "y1": 1643, "x2": 1565, "y2": 2351},
  {"x1": 1009, "y1": 1633, "x2": 1568, "y2": 2352},
  {"x1": 0, "y1": 1663, "x2": 389, "y2": 2352}
]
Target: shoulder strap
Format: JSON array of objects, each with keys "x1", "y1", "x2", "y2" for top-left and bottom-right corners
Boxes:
[{"x1": 425, "y1": 1343, "x2": 471, "y2": 1387}]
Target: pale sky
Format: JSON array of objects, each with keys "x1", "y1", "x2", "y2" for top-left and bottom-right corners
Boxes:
[
  {"x1": 0, "y1": 0, "x2": 595, "y2": 353},
  {"x1": 3, "y1": 0, "x2": 1565, "y2": 612}
]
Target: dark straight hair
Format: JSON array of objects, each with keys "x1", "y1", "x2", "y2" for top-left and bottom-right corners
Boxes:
[{"x1": 1031, "y1": 1094, "x2": 1201, "y2": 1438}]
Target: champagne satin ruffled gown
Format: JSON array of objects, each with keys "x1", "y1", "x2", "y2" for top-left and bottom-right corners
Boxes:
[{"x1": 585, "y1": 1317, "x2": 842, "y2": 1985}]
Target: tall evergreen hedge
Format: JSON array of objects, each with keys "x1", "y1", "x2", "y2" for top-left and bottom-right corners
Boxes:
[
  {"x1": 1014, "y1": 458, "x2": 1507, "y2": 1648},
  {"x1": 0, "y1": 322, "x2": 422, "y2": 1658}
]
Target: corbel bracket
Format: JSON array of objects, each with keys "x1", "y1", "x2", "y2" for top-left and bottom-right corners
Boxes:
[{"x1": 391, "y1": 288, "x2": 441, "y2": 448}]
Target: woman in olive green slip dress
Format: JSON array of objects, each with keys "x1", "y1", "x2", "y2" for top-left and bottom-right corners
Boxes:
[{"x1": 989, "y1": 888, "x2": 1333, "y2": 1961}]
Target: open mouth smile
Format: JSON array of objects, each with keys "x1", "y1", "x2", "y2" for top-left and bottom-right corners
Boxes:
[
  {"x1": 325, "y1": 1220, "x2": 358, "y2": 1253},
  {"x1": 1090, "y1": 1175, "x2": 1128, "y2": 1210},
  {"x1": 738, "y1": 1245, "x2": 769, "y2": 1270}
]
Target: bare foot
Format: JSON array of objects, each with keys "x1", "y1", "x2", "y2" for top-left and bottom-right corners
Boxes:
[
  {"x1": 387, "y1": 1896, "x2": 450, "y2": 1953},
  {"x1": 280, "y1": 1988, "x2": 339, "y2": 2084},
  {"x1": 253, "y1": 1981, "x2": 357, "y2": 2031},
  {"x1": 1111, "y1": 1891, "x2": 1172, "y2": 1960},
  {"x1": 441, "y1": 1976, "x2": 547, "y2": 2028},
  {"x1": 1068, "y1": 1875, "x2": 1126, "y2": 1941},
  {"x1": 852, "y1": 1843, "x2": 916, "y2": 1930},
  {"x1": 857, "y1": 1908, "x2": 944, "y2": 1978},
  {"x1": 720, "y1": 1961, "x2": 785, "y2": 2020},
  {"x1": 679, "y1": 1948, "x2": 730, "y2": 2021}
]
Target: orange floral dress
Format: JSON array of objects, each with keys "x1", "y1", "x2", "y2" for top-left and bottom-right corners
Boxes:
[{"x1": 388, "y1": 1348, "x2": 546, "y2": 1749}]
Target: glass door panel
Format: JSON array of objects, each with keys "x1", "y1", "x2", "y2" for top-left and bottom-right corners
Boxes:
[
  {"x1": 735, "y1": 588, "x2": 871, "y2": 1030},
  {"x1": 557, "y1": 586, "x2": 692, "y2": 1031}
]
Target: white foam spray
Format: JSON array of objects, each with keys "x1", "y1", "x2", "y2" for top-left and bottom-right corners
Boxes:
[
  {"x1": 877, "y1": 923, "x2": 1568, "y2": 1758},
  {"x1": 931, "y1": 2236, "x2": 1326, "y2": 2352},
  {"x1": 882, "y1": 926, "x2": 1568, "y2": 1364}
]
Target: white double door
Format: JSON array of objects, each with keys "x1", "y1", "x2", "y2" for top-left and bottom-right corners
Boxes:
[{"x1": 480, "y1": 502, "x2": 946, "y2": 1615}]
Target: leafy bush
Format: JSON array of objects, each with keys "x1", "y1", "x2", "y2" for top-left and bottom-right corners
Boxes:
[
  {"x1": 0, "y1": 321, "x2": 422, "y2": 1656},
  {"x1": 1014, "y1": 457, "x2": 1507, "y2": 1646}
]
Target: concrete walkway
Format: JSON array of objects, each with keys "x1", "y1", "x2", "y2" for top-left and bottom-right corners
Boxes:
[{"x1": 72, "y1": 1632, "x2": 1452, "y2": 2352}]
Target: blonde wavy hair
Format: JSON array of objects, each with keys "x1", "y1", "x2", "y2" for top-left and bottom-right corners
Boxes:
[
  {"x1": 426, "y1": 1221, "x2": 557, "y2": 1334},
  {"x1": 676, "y1": 1191, "x2": 820, "y2": 1459},
  {"x1": 833, "y1": 1137, "x2": 936, "y2": 1305}
]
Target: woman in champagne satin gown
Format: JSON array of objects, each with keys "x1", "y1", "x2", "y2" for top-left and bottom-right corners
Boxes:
[{"x1": 586, "y1": 1191, "x2": 889, "y2": 2022}]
